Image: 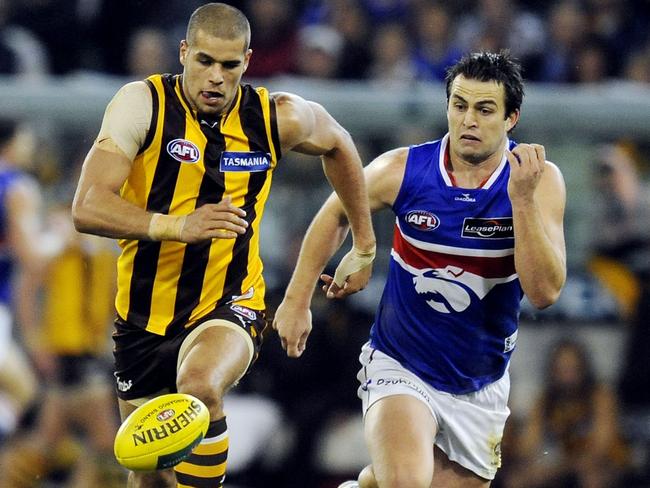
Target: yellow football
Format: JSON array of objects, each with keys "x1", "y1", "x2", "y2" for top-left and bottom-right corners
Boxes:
[{"x1": 114, "y1": 393, "x2": 210, "y2": 471}]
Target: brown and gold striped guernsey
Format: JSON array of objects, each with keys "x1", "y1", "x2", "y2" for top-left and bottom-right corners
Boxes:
[{"x1": 116, "y1": 74, "x2": 281, "y2": 336}]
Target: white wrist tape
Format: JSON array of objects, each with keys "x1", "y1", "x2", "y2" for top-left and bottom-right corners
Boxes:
[
  {"x1": 148, "y1": 213, "x2": 186, "y2": 241},
  {"x1": 333, "y1": 246, "x2": 376, "y2": 287}
]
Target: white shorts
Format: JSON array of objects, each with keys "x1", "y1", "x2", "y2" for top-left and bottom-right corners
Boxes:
[{"x1": 356, "y1": 342, "x2": 510, "y2": 480}]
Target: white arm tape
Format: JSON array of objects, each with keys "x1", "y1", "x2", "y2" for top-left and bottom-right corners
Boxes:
[
  {"x1": 332, "y1": 246, "x2": 376, "y2": 287},
  {"x1": 148, "y1": 213, "x2": 186, "y2": 241}
]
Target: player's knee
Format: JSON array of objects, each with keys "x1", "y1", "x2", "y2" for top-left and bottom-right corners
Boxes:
[{"x1": 176, "y1": 371, "x2": 225, "y2": 416}]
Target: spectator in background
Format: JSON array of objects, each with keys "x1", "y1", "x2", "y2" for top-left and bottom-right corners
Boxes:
[
  {"x1": 295, "y1": 24, "x2": 343, "y2": 79},
  {"x1": 585, "y1": 142, "x2": 650, "y2": 414},
  {"x1": 411, "y1": 2, "x2": 463, "y2": 82},
  {"x1": 624, "y1": 43, "x2": 650, "y2": 83},
  {"x1": 242, "y1": 0, "x2": 298, "y2": 78},
  {"x1": 588, "y1": 142, "x2": 650, "y2": 319},
  {"x1": 584, "y1": 0, "x2": 640, "y2": 77},
  {"x1": 538, "y1": 1, "x2": 589, "y2": 82},
  {"x1": 8, "y1": 0, "x2": 81, "y2": 75},
  {"x1": 331, "y1": 1, "x2": 373, "y2": 79},
  {"x1": 366, "y1": 22, "x2": 415, "y2": 86},
  {"x1": 0, "y1": 0, "x2": 48, "y2": 78},
  {"x1": 505, "y1": 338, "x2": 629, "y2": 488},
  {"x1": 455, "y1": 0, "x2": 546, "y2": 80},
  {"x1": 571, "y1": 38, "x2": 610, "y2": 83},
  {"x1": 126, "y1": 27, "x2": 176, "y2": 80}
]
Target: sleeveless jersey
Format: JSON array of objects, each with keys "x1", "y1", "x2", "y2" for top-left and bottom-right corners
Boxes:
[
  {"x1": 43, "y1": 237, "x2": 117, "y2": 354},
  {"x1": 116, "y1": 74, "x2": 281, "y2": 336},
  {"x1": 0, "y1": 165, "x2": 25, "y2": 305},
  {"x1": 370, "y1": 134, "x2": 523, "y2": 394}
]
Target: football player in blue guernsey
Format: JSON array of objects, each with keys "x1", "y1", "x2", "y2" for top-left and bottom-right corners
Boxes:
[{"x1": 274, "y1": 51, "x2": 566, "y2": 488}]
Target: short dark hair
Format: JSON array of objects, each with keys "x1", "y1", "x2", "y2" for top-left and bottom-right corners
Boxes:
[
  {"x1": 445, "y1": 50, "x2": 524, "y2": 118},
  {"x1": 186, "y1": 2, "x2": 250, "y2": 50}
]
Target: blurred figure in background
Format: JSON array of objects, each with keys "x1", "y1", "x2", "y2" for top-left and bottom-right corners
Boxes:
[
  {"x1": 242, "y1": 0, "x2": 298, "y2": 77},
  {"x1": 0, "y1": 119, "x2": 67, "y2": 447},
  {"x1": 454, "y1": 0, "x2": 546, "y2": 80},
  {"x1": 587, "y1": 142, "x2": 650, "y2": 320},
  {"x1": 538, "y1": 0, "x2": 589, "y2": 82},
  {"x1": 366, "y1": 22, "x2": 415, "y2": 86},
  {"x1": 505, "y1": 338, "x2": 629, "y2": 488},
  {"x1": 126, "y1": 27, "x2": 176, "y2": 80},
  {"x1": 410, "y1": 2, "x2": 463, "y2": 82},
  {"x1": 295, "y1": 24, "x2": 343, "y2": 79},
  {"x1": 0, "y1": 203, "x2": 124, "y2": 487}
]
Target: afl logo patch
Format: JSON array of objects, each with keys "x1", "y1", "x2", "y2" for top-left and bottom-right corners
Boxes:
[
  {"x1": 406, "y1": 210, "x2": 439, "y2": 231},
  {"x1": 156, "y1": 409, "x2": 175, "y2": 422},
  {"x1": 166, "y1": 139, "x2": 200, "y2": 163}
]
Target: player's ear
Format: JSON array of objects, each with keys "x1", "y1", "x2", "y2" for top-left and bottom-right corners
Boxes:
[
  {"x1": 505, "y1": 109, "x2": 519, "y2": 132},
  {"x1": 179, "y1": 40, "x2": 189, "y2": 66},
  {"x1": 242, "y1": 49, "x2": 252, "y2": 73}
]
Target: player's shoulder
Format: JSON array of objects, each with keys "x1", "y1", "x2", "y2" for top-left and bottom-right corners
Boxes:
[
  {"x1": 372, "y1": 146, "x2": 410, "y2": 170},
  {"x1": 111, "y1": 80, "x2": 152, "y2": 106}
]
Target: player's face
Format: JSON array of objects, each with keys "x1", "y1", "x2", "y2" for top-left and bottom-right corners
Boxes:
[
  {"x1": 447, "y1": 75, "x2": 518, "y2": 166},
  {"x1": 179, "y1": 29, "x2": 251, "y2": 116}
]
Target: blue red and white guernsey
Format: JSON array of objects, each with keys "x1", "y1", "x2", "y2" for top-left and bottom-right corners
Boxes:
[{"x1": 369, "y1": 134, "x2": 523, "y2": 394}]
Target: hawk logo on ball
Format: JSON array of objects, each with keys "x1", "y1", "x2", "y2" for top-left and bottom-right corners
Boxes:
[
  {"x1": 406, "y1": 210, "x2": 440, "y2": 231},
  {"x1": 166, "y1": 139, "x2": 200, "y2": 163}
]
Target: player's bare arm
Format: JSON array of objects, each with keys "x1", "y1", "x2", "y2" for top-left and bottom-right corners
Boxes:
[
  {"x1": 273, "y1": 91, "x2": 376, "y2": 254},
  {"x1": 507, "y1": 143, "x2": 566, "y2": 308},
  {"x1": 72, "y1": 82, "x2": 248, "y2": 243},
  {"x1": 319, "y1": 147, "x2": 408, "y2": 297},
  {"x1": 273, "y1": 147, "x2": 406, "y2": 358}
]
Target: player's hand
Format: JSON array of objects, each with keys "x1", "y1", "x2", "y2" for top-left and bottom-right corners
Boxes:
[
  {"x1": 322, "y1": 246, "x2": 375, "y2": 299},
  {"x1": 272, "y1": 299, "x2": 312, "y2": 358},
  {"x1": 181, "y1": 196, "x2": 248, "y2": 243},
  {"x1": 506, "y1": 143, "x2": 546, "y2": 203}
]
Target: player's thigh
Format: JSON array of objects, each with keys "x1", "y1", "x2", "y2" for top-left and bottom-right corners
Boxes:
[
  {"x1": 176, "y1": 320, "x2": 253, "y2": 400},
  {"x1": 432, "y1": 446, "x2": 491, "y2": 488},
  {"x1": 364, "y1": 394, "x2": 437, "y2": 484}
]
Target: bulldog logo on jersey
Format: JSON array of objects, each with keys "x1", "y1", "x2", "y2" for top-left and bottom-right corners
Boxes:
[
  {"x1": 405, "y1": 210, "x2": 440, "y2": 231},
  {"x1": 166, "y1": 139, "x2": 201, "y2": 163},
  {"x1": 220, "y1": 151, "x2": 271, "y2": 172},
  {"x1": 392, "y1": 250, "x2": 516, "y2": 314}
]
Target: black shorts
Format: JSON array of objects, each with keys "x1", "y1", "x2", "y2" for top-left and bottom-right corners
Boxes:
[
  {"x1": 112, "y1": 303, "x2": 266, "y2": 401},
  {"x1": 56, "y1": 354, "x2": 112, "y2": 388}
]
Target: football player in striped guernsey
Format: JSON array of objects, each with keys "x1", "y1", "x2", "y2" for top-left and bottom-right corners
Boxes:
[{"x1": 72, "y1": 3, "x2": 375, "y2": 487}]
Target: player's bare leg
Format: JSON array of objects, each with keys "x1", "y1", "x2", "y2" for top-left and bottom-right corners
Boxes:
[{"x1": 362, "y1": 395, "x2": 436, "y2": 488}]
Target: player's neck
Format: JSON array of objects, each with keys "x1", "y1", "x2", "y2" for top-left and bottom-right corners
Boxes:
[{"x1": 446, "y1": 146, "x2": 503, "y2": 189}]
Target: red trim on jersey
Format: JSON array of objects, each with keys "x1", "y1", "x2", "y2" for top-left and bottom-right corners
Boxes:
[{"x1": 392, "y1": 225, "x2": 516, "y2": 278}]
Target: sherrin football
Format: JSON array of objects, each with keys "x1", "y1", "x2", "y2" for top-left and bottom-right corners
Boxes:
[{"x1": 114, "y1": 393, "x2": 210, "y2": 471}]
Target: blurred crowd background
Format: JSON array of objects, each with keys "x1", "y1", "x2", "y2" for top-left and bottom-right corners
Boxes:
[{"x1": 0, "y1": 0, "x2": 650, "y2": 487}]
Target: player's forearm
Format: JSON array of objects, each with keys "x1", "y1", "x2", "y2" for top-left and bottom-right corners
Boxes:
[
  {"x1": 72, "y1": 185, "x2": 159, "y2": 240},
  {"x1": 321, "y1": 141, "x2": 376, "y2": 252},
  {"x1": 512, "y1": 201, "x2": 566, "y2": 308},
  {"x1": 283, "y1": 200, "x2": 350, "y2": 306}
]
